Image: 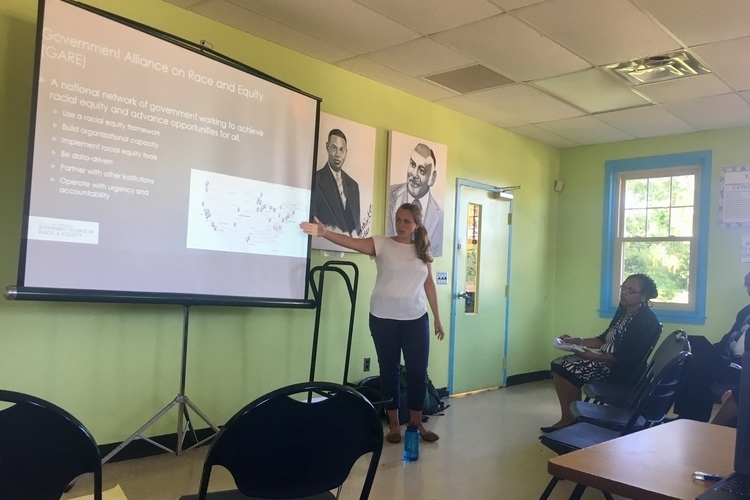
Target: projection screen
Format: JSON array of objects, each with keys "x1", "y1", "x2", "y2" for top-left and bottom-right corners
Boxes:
[{"x1": 10, "y1": 0, "x2": 320, "y2": 306}]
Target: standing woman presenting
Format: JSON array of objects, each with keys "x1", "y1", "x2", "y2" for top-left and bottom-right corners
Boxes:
[{"x1": 300, "y1": 203, "x2": 444, "y2": 443}]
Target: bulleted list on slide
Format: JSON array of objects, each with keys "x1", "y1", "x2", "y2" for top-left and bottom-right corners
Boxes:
[{"x1": 38, "y1": 74, "x2": 268, "y2": 202}]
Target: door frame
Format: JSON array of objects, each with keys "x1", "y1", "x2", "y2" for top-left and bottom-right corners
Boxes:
[{"x1": 448, "y1": 178, "x2": 515, "y2": 395}]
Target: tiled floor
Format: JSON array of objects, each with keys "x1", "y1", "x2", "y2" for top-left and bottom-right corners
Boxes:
[{"x1": 64, "y1": 381, "x2": 637, "y2": 500}]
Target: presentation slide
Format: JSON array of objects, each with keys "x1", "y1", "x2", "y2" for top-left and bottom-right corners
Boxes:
[{"x1": 19, "y1": 0, "x2": 319, "y2": 302}]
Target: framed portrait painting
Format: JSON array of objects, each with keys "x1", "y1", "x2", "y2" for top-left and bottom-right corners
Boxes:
[
  {"x1": 387, "y1": 131, "x2": 447, "y2": 257},
  {"x1": 311, "y1": 113, "x2": 376, "y2": 252}
]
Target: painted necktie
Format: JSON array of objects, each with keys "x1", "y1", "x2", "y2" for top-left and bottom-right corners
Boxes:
[{"x1": 336, "y1": 173, "x2": 347, "y2": 208}]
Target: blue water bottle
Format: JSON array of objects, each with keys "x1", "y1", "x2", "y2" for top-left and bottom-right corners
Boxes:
[{"x1": 404, "y1": 423, "x2": 419, "y2": 461}]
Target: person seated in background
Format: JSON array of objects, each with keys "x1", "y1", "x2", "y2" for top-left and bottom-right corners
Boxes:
[
  {"x1": 541, "y1": 274, "x2": 660, "y2": 432},
  {"x1": 712, "y1": 389, "x2": 739, "y2": 427},
  {"x1": 712, "y1": 320, "x2": 750, "y2": 428},
  {"x1": 672, "y1": 271, "x2": 750, "y2": 422}
]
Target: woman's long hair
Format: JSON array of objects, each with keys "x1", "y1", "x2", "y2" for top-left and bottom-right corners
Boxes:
[{"x1": 398, "y1": 203, "x2": 433, "y2": 264}]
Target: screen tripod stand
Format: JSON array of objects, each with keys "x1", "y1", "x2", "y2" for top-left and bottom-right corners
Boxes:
[{"x1": 101, "y1": 305, "x2": 219, "y2": 464}]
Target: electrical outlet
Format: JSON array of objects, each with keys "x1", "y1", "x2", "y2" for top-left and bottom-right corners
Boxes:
[{"x1": 363, "y1": 357, "x2": 371, "y2": 372}]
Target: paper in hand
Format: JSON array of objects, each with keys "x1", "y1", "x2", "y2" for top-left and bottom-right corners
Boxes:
[{"x1": 553, "y1": 338, "x2": 585, "y2": 352}]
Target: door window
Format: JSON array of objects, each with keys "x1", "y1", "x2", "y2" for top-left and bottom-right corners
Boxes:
[{"x1": 464, "y1": 203, "x2": 481, "y2": 313}]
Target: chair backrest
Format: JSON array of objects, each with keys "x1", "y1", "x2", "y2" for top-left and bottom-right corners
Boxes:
[
  {"x1": 198, "y1": 381, "x2": 383, "y2": 500},
  {"x1": 631, "y1": 329, "x2": 689, "y2": 395},
  {"x1": 623, "y1": 348, "x2": 692, "y2": 433},
  {"x1": 627, "y1": 323, "x2": 664, "y2": 386},
  {"x1": 0, "y1": 390, "x2": 102, "y2": 500},
  {"x1": 649, "y1": 329, "x2": 689, "y2": 376}
]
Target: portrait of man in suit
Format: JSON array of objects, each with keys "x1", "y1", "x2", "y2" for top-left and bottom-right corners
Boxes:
[
  {"x1": 313, "y1": 128, "x2": 361, "y2": 236},
  {"x1": 387, "y1": 142, "x2": 444, "y2": 256}
]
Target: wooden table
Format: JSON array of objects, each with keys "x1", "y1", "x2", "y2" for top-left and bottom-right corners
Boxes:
[{"x1": 548, "y1": 420, "x2": 736, "y2": 500}]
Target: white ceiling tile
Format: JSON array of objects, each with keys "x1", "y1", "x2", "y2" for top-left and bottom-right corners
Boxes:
[
  {"x1": 191, "y1": 1, "x2": 355, "y2": 63},
  {"x1": 228, "y1": 0, "x2": 420, "y2": 54},
  {"x1": 661, "y1": 94, "x2": 750, "y2": 131},
  {"x1": 435, "y1": 94, "x2": 528, "y2": 128},
  {"x1": 635, "y1": 73, "x2": 732, "y2": 103},
  {"x1": 635, "y1": 0, "x2": 750, "y2": 46},
  {"x1": 363, "y1": 38, "x2": 474, "y2": 77},
  {"x1": 465, "y1": 84, "x2": 585, "y2": 123},
  {"x1": 740, "y1": 91, "x2": 750, "y2": 104},
  {"x1": 537, "y1": 116, "x2": 635, "y2": 145},
  {"x1": 692, "y1": 38, "x2": 750, "y2": 92},
  {"x1": 490, "y1": 0, "x2": 546, "y2": 11},
  {"x1": 355, "y1": 0, "x2": 503, "y2": 35},
  {"x1": 514, "y1": 0, "x2": 680, "y2": 65},
  {"x1": 336, "y1": 57, "x2": 459, "y2": 101},
  {"x1": 431, "y1": 14, "x2": 590, "y2": 81},
  {"x1": 594, "y1": 105, "x2": 696, "y2": 138},
  {"x1": 507, "y1": 124, "x2": 581, "y2": 148},
  {"x1": 533, "y1": 69, "x2": 649, "y2": 113}
]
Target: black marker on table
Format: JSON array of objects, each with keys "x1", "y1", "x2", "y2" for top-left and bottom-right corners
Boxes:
[{"x1": 693, "y1": 471, "x2": 723, "y2": 482}]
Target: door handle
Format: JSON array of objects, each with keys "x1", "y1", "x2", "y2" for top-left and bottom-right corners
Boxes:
[{"x1": 457, "y1": 292, "x2": 469, "y2": 299}]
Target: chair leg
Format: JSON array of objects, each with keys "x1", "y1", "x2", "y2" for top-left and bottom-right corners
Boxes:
[
  {"x1": 539, "y1": 477, "x2": 559, "y2": 500},
  {"x1": 197, "y1": 464, "x2": 212, "y2": 500},
  {"x1": 602, "y1": 492, "x2": 615, "y2": 500},
  {"x1": 568, "y1": 484, "x2": 587, "y2": 500}
]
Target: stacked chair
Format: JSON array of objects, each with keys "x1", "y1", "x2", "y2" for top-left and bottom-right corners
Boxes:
[
  {"x1": 539, "y1": 331, "x2": 692, "y2": 500},
  {"x1": 180, "y1": 381, "x2": 383, "y2": 500},
  {"x1": 574, "y1": 329, "x2": 688, "y2": 430},
  {"x1": 581, "y1": 324, "x2": 667, "y2": 407}
]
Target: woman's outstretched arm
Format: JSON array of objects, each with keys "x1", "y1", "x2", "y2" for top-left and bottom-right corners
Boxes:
[{"x1": 300, "y1": 216, "x2": 375, "y2": 256}]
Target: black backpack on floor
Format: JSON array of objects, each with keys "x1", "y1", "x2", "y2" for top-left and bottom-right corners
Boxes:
[{"x1": 359, "y1": 366, "x2": 448, "y2": 425}]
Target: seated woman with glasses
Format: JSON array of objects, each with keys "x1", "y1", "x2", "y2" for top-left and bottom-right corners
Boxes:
[{"x1": 541, "y1": 273, "x2": 660, "y2": 433}]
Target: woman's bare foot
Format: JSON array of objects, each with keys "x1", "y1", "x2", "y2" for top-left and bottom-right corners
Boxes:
[
  {"x1": 550, "y1": 419, "x2": 576, "y2": 428},
  {"x1": 386, "y1": 427, "x2": 402, "y2": 443},
  {"x1": 540, "y1": 419, "x2": 575, "y2": 433}
]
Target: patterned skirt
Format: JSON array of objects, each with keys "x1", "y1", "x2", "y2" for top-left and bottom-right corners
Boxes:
[{"x1": 550, "y1": 354, "x2": 611, "y2": 388}]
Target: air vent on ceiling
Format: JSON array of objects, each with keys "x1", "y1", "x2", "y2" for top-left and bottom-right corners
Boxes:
[
  {"x1": 607, "y1": 51, "x2": 710, "y2": 85},
  {"x1": 424, "y1": 65, "x2": 514, "y2": 94}
]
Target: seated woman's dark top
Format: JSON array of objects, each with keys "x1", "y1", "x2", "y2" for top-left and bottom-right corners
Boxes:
[{"x1": 550, "y1": 304, "x2": 660, "y2": 388}]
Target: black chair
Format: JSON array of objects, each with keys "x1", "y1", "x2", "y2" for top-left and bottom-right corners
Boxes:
[
  {"x1": 181, "y1": 382, "x2": 383, "y2": 500},
  {"x1": 570, "y1": 330, "x2": 691, "y2": 430},
  {"x1": 538, "y1": 349, "x2": 692, "y2": 500},
  {"x1": 0, "y1": 389, "x2": 102, "y2": 500},
  {"x1": 582, "y1": 327, "x2": 683, "y2": 409},
  {"x1": 623, "y1": 322, "x2": 663, "y2": 387},
  {"x1": 581, "y1": 323, "x2": 663, "y2": 405}
]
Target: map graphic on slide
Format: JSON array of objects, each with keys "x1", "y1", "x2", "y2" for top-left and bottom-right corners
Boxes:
[{"x1": 186, "y1": 169, "x2": 310, "y2": 258}]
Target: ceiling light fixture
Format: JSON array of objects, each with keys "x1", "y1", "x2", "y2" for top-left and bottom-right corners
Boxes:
[{"x1": 607, "y1": 51, "x2": 710, "y2": 85}]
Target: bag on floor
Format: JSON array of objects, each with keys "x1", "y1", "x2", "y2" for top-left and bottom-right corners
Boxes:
[
  {"x1": 399, "y1": 364, "x2": 445, "y2": 416},
  {"x1": 359, "y1": 366, "x2": 448, "y2": 424}
]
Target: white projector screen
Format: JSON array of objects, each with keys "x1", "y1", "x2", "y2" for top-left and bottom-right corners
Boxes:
[{"x1": 13, "y1": 0, "x2": 320, "y2": 306}]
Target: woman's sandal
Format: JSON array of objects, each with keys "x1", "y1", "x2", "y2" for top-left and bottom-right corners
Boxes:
[
  {"x1": 419, "y1": 429, "x2": 439, "y2": 442},
  {"x1": 386, "y1": 430, "x2": 402, "y2": 443}
]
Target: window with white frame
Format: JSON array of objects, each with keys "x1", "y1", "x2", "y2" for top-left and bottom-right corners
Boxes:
[{"x1": 600, "y1": 151, "x2": 711, "y2": 325}]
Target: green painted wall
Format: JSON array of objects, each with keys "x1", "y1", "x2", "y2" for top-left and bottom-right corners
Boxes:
[
  {"x1": 555, "y1": 128, "x2": 750, "y2": 356},
  {"x1": 0, "y1": 0, "x2": 558, "y2": 443}
]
